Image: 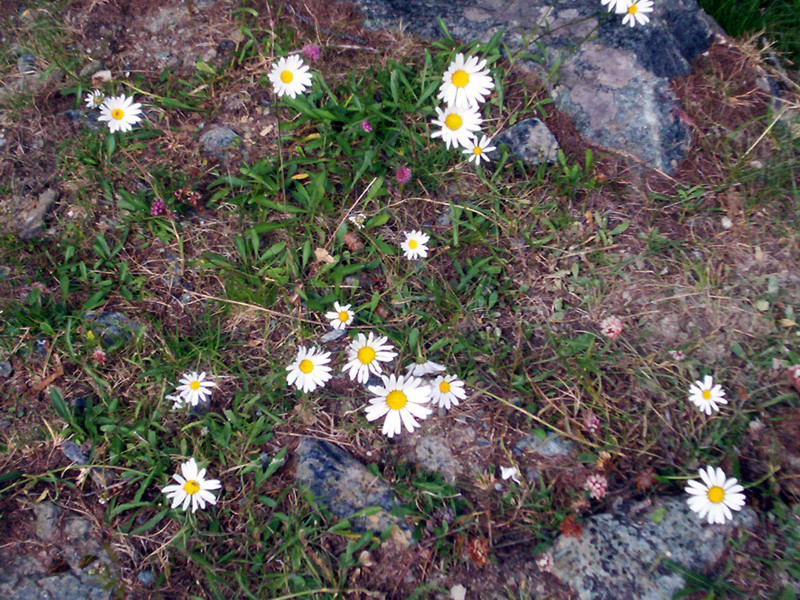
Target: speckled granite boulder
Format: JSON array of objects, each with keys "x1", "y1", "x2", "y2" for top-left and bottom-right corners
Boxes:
[
  {"x1": 549, "y1": 496, "x2": 757, "y2": 600},
  {"x1": 295, "y1": 437, "x2": 413, "y2": 547},
  {"x1": 495, "y1": 118, "x2": 559, "y2": 165},
  {"x1": 343, "y1": 0, "x2": 724, "y2": 173}
]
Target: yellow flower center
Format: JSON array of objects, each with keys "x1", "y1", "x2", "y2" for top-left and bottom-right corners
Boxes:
[
  {"x1": 702, "y1": 389, "x2": 711, "y2": 400},
  {"x1": 628, "y1": 3, "x2": 638, "y2": 14},
  {"x1": 473, "y1": 146, "x2": 482, "y2": 155},
  {"x1": 299, "y1": 359, "x2": 314, "y2": 374},
  {"x1": 190, "y1": 380, "x2": 200, "y2": 391},
  {"x1": 111, "y1": 108, "x2": 124, "y2": 120},
  {"x1": 445, "y1": 114, "x2": 463, "y2": 131},
  {"x1": 280, "y1": 70, "x2": 293, "y2": 83},
  {"x1": 439, "y1": 381, "x2": 451, "y2": 393},
  {"x1": 707, "y1": 486, "x2": 725, "y2": 504},
  {"x1": 408, "y1": 239, "x2": 418, "y2": 249},
  {"x1": 338, "y1": 311, "x2": 350, "y2": 322},
  {"x1": 183, "y1": 480, "x2": 200, "y2": 495},
  {"x1": 451, "y1": 69, "x2": 469, "y2": 88},
  {"x1": 386, "y1": 390, "x2": 407, "y2": 410},
  {"x1": 358, "y1": 346, "x2": 376, "y2": 364}
]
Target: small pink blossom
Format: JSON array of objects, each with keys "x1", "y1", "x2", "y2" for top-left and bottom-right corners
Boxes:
[
  {"x1": 536, "y1": 552, "x2": 554, "y2": 573},
  {"x1": 395, "y1": 165, "x2": 412, "y2": 185},
  {"x1": 584, "y1": 473, "x2": 608, "y2": 500},
  {"x1": 583, "y1": 413, "x2": 601, "y2": 436},
  {"x1": 301, "y1": 44, "x2": 321, "y2": 61},
  {"x1": 92, "y1": 348, "x2": 106, "y2": 365},
  {"x1": 599, "y1": 315, "x2": 623, "y2": 340},
  {"x1": 360, "y1": 119, "x2": 372, "y2": 133},
  {"x1": 150, "y1": 198, "x2": 167, "y2": 217},
  {"x1": 670, "y1": 349, "x2": 686, "y2": 362},
  {"x1": 788, "y1": 364, "x2": 800, "y2": 391}
]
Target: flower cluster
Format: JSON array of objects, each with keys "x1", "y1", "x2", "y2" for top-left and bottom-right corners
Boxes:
[
  {"x1": 431, "y1": 53, "x2": 497, "y2": 166},
  {"x1": 285, "y1": 304, "x2": 467, "y2": 438}
]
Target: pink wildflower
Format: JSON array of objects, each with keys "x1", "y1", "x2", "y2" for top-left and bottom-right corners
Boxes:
[
  {"x1": 600, "y1": 315, "x2": 623, "y2": 340},
  {"x1": 361, "y1": 119, "x2": 373, "y2": 133},
  {"x1": 301, "y1": 44, "x2": 321, "y2": 61},
  {"x1": 536, "y1": 552, "x2": 554, "y2": 573},
  {"x1": 150, "y1": 199, "x2": 167, "y2": 217},
  {"x1": 92, "y1": 348, "x2": 106, "y2": 365},
  {"x1": 788, "y1": 364, "x2": 800, "y2": 391},
  {"x1": 670, "y1": 349, "x2": 686, "y2": 362},
  {"x1": 583, "y1": 413, "x2": 601, "y2": 436},
  {"x1": 395, "y1": 165, "x2": 412, "y2": 185},
  {"x1": 584, "y1": 473, "x2": 608, "y2": 500}
]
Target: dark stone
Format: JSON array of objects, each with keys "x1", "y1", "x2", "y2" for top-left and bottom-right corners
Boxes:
[
  {"x1": 199, "y1": 125, "x2": 240, "y2": 162},
  {"x1": 495, "y1": 118, "x2": 559, "y2": 165},
  {"x1": 0, "y1": 360, "x2": 12, "y2": 378},
  {"x1": 84, "y1": 311, "x2": 143, "y2": 348},
  {"x1": 136, "y1": 569, "x2": 154, "y2": 587},
  {"x1": 60, "y1": 440, "x2": 89, "y2": 465},
  {"x1": 340, "y1": 0, "x2": 724, "y2": 173},
  {"x1": 549, "y1": 496, "x2": 757, "y2": 600},
  {"x1": 17, "y1": 53, "x2": 37, "y2": 75},
  {"x1": 515, "y1": 432, "x2": 574, "y2": 457},
  {"x1": 217, "y1": 39, "x2": 236, "y2": 53},
  {"x1": 17, "y1": 188, "x2": 60, "y2": 240},
  {"x1": 295, "y1": 437, "x2": 413, "y2": 547},
  {"x1": 65, "y1": 109, "x2": 103, "y2": 131}
]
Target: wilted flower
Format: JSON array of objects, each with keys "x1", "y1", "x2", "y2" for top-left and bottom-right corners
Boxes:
[
  {"x1": 600, "y1": 315, "x2": 623, "y2": 340},
  {"x1": 92, "y1": 348, "x2": 106, "y2": 365},
  {"x1": 394, "y1": 165, "x2": 412, "y2": 185}
]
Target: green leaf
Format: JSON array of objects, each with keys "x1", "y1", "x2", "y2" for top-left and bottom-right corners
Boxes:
[{"x1": 50, "y1": 387, "x2": 72, "y2": 423}]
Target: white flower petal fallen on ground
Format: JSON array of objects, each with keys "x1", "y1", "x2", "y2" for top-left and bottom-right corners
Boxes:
[
  {"x1": 431, "y1": 104, "x2": 483, "y2": 150},
  {"x1": 161, "y1": 457, "x2": 222, "y2": 513},
  {"x1": 175, "y1": 371, "x2": 216, "y2": 406},
  {"x1": 268, "y1": 54, "x2": 312, "y2": 98},
  {"x1": 685, "y1": 465, "x2": 746, "y2": 524},
  {"x1": 450, "y1": 583, "x2": 468, "y2": 600},
  {"x1": 401, "y1": 230, "x2": 430, "y2": 260},
  {"x1": 438, "y1": 53, "x2": 494, "y2": 108},
  {"x1": 98, "y1": 94, "x2": 142, "y2": 133},
  {"x1": 324, "y1": 301, "x2": 354, "y2": 330},
  {"x1": 365, "y1": 373, "x2": 432, "y2": 438},
  {"x1": 405, "y1": 360, "x2": 446, "y2": 377},
  {"x1": 688, "y1": 375, "x2": 727, "y2": 415},
  {"x1": 343, "y1": 332, "x2": 397, "y2": 384},
  {"x1": 286, "y1": 346, "x2": 333, "y2": 393},
  {"x1": 500, "y1": 466, "x2": 520, "y2": 484}
]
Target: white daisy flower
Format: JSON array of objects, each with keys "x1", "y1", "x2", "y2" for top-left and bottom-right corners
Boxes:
[
  {"x1": 324, "y1": 302, "x2": 354, "y2": 330},
  {"x1": 431, "y1": 104, "x2": 483, "y2": 150},
  {"x1": 98, "y1": 94, "x2": 142, "y2": 133},
  {"x1": 405, "y1": 360, "x2": 446, "y2": 377},
  {"x1": 501, "y1": 466, "x2": 521, "y2": 484},
  {"x1": 430, "y1": 374, "x2": 467, "y2": 410},
  {"x1": 365, "y1": 373, "x2": 432, "y2": 438},
  {"x1": 400, "y1": 230, "x2": 430, "y2": 260},
  {"x1": 268, "y1": 54, "x2": 312, "y2": 99},
  {"x1": 601, "y1": 0, "x2": 631, "y2": 13},
  {"x1": 343, "y1": 332, "x2": 397, "y2": 384},
  {"x1": 161, "y1": 457, "x2": 222, "y2": 513},
  {"x1": 619, "y1": 0, "x2": 653, "y2": 27},
  {"x1": 685, "y1": 466, "x2": 746, "y2": 524},
  {"x1": 438, "y1": 53, "x2": 494, "y2": 109},
  {"x1": 463, "y1": 135, "x2": 496, "y2": 165},
  {"x1": 84, "y1": 89, "x2": 105, "y2": 109},
  {"x1": 688, "y1": 375, "x2": 727, "y2": 415},
  {"x1": 175, "y1": 371, "x2": 217, "y2": 406},
  {"x1": 286, "y1": 346, "x2": 333, "y2": 393}
]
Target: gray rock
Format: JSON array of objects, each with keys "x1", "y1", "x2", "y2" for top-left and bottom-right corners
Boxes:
[
  {"x1": 64, "y1": 109, "x2": 103, "y2": 131},
  {"x1": 550, "y1": 496, "x2": 757, "y2": 600},
  {"x1": 199, "y1": 125, "x2": 240, "y2": 161},
  {"x1": 413, "y1": 436, "x2": 461, "y2": 483},
  {"x1": 496, "y1": 118, "x2": 559, "y2": 165},
  {"x1": 295, "y1": 437, "x2": 413, "y2": 547},
  {"x1": 34, "y1": 501, "x2": 62, "y2": 541},
  {"x1": 0, "y1": 360, "x2": 12, "y2": 378},
  {"x1": 79, "y1": 61, "x2": 103, "y2": 78},
  {"x1": 60, "y1": 440, "x2": 89, "y2": 465},
  {"x1": 342, "y1": 0, "x2": 724, "y2": 173},
  {"x1": 17, "y1": 188, "x2": 60, "y2": 240},
  {"x1": 515, "y1": 432, "x2": 574, "y2": 457},
  {"x1": 17, "y1": 53, "x2": 38, "y2": 75},
  {"x1": 84, "y1": 311, "x2": 143, "y2": 348},
  {"x1": 137, "y1": 569, "x2": 154, "y2": 587},
  {"x1": 319, "y1": 328, "x2": 347, "y2": 343}
]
